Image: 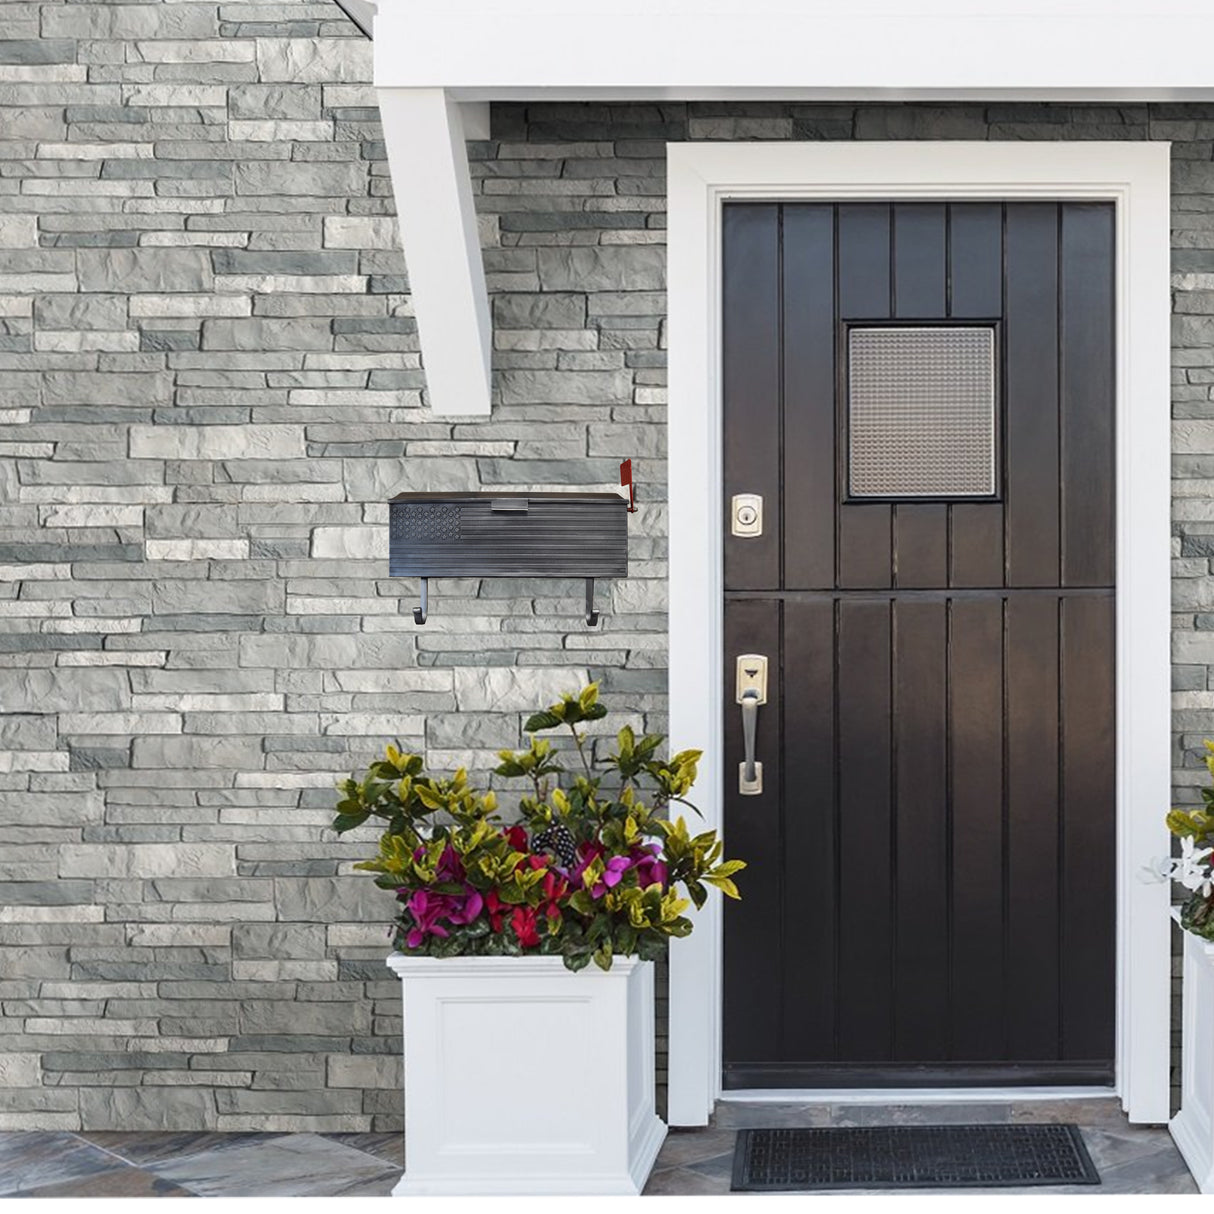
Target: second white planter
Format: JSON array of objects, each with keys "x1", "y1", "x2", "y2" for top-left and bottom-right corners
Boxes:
[
  {"x1": 1170, "y1": 923, "x2": 1214, "y2": 1194},
  {"x1": 386, "y1": 952, "x2": 667, "y2": 1195}
]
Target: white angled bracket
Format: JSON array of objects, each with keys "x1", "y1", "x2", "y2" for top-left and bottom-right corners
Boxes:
[{"x1": 377, "y1": 87, "x2": 492, "y2": 417}]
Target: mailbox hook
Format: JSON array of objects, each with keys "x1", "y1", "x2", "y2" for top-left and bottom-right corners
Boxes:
[
  {"x1": 585, "y1": 578, "x2": 599, "y2": 627},
  {"x1": 413, "y1": 577, "x2": 428, "y2": 625}
]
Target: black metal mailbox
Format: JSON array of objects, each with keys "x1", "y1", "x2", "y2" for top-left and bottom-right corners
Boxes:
[{"x1": 388, "y1": 491, "x2": 628, "y2": 626}]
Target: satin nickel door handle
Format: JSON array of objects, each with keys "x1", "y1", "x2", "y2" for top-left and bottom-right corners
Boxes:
[
  {"x1": 736, "y1": 654, "x2": 767, "y2": 796},
  {"x1": 740, "y1": 690, "x2": 762, "y2": 795}
]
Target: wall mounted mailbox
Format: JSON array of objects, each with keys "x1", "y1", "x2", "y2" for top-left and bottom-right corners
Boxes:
[{"x1": 388, "y1": 492, "x2": 628, "y2": 626}]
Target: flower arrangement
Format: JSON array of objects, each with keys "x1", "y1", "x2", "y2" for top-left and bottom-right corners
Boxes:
[
  {"x1": 1166, "y1": 741, "x2": 1214, "y2": 940},
  {"x1": 332, "y1": 683, "x2": 745, "y2": 971}
]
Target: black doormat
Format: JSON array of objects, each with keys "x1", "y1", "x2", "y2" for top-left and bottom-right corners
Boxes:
[{"x1": 731, "y1": 1124, "x2": 1100, "y2": 1191}]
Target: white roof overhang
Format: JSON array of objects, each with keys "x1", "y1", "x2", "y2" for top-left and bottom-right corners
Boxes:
[{"x1": 361, "y1": 0, "x2": 1214, "y2": 415}]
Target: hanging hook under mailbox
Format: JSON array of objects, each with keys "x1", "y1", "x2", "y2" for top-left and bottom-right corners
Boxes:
[
  {"x1": 585, "y1": 578, "x2": 599, "y2": 627},
  {"x1": 413, "y1": 577, "x2": 428, "y2": 625}
]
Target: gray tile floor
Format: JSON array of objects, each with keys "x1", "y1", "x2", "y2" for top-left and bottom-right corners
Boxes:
[{"x1": 0, "y1": 1097, "x2": 1197, "y2": 1196}]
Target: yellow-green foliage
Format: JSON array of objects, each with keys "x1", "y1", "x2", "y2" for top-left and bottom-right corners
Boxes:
[{"x1": 331, "y1": 682, "x2": 746, "y2": 971}]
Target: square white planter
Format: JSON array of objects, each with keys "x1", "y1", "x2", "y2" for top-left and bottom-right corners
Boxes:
[
  {"x1": 386, "y1": 952, "x2": 667, "y2": 1195},
  {"x1": 1170, "y1": 926, "x2": 1214, "y2": 1194}
]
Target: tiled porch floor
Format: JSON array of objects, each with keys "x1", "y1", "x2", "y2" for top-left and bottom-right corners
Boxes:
[
  {"x1": 649, "y1": 1098, "x2": 1198, "y2": 1196},
  {"x1": 0, "y1": 1098, "x2": 1196, "y2": 1197}
]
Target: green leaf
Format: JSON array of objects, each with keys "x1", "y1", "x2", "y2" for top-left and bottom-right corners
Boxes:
[
  {"x1": 703, "y1": 874, "x2": 741, "y2": 899},
  {"x1": 593, "y1": 939, "x2": 613, "y2": 971},
  {"x1": 332, "y1": 810, "x2": 370, "y2": 834},
  {"x1": 524, "y1": 710, "x2": 563, "y2": 733}
]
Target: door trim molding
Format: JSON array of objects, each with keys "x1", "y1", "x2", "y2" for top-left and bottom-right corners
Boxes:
[{"x1": 666, "y1": 141, "x2": 1173, "y2": 1126}]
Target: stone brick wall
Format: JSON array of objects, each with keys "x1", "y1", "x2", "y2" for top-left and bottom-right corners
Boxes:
[{"x1": 0, "y1": 0, "x2": 1202, "y2": 1129}]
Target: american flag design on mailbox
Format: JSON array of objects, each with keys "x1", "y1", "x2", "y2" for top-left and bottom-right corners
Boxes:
[
  {"x1": 388, "y1": 492, "x2": 628, "y2": 578},
  {"x1": 388, "y1": 492, "x2": 629, "y2": 626}
]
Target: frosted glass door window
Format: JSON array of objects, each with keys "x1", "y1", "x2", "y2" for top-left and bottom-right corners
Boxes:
[{"x1": 847, "y1": 326, "x2": 997, "y2": 498}]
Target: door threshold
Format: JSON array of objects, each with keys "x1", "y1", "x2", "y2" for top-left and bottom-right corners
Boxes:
[{"x1": 719, "y1": 1086, "x2": 1117, "y2": 1105}]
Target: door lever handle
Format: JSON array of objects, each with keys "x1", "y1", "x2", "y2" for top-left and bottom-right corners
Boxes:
[
  {"x1": 740, "y1": 689, "x2": 762, "y2": 794},
  {"x1": 735, "y1": 653, "x2": 767, "y2": 796}
]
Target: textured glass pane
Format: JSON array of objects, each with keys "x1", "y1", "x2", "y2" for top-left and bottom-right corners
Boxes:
[{"x1": 848, "y1": 327, "x2": 996, "y2": 498}]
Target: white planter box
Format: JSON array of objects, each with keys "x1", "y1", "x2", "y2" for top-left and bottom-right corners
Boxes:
[
  {"x1": 1170, "y1": 925, "x2": 1214, "y2": 1194},
  {"x1": 385, "y1": 952, "x2": 667, "y2": 1195}
]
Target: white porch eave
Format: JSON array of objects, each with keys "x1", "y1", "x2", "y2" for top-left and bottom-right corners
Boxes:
[{"x1": 368, "y1": 0, "x2": 1214, "y2": 415}]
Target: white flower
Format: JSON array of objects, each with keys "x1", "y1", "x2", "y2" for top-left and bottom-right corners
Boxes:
[{"x1": 1164, "y1": 835, "x2": 1214, "y2": 898}]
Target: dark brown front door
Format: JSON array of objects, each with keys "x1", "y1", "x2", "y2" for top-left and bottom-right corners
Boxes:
[{"x1": 721, "y1": 201, "x2": 1116, "y2": 1088}]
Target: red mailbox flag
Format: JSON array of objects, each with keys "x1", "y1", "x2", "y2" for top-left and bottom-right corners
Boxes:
[{"x1": 620, "y1": 459, "x2": 637, "y2": 512}]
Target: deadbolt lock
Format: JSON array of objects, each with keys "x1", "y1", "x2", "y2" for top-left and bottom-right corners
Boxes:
[{"x1": 731, "y1": 493, "x2": 763, "y2": 538}]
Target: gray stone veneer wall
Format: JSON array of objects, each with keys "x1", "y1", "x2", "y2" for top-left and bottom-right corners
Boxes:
[{"x1": 0, "y1": 0, "x2": 1202, "y2": 1130}]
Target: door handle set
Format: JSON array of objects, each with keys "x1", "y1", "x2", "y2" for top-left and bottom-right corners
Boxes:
[{"x1": 736, "y1": 653, "x2": 767, "y2": 796}]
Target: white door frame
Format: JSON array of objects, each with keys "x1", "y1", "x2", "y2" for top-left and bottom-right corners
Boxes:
[{"x1": 666, "y1": 141, "x2": 1173, "y2": 1127}]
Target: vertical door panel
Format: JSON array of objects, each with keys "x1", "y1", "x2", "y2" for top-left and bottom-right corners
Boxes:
[
  {"x1": 1060, "y1": 594, "x2": 1117, "y2": 1058},
  {"x1": 894, "y1": 204, "x2": 947, "y2": 319},
  {"x1": 950, "y1": 504, "x2": 1005, "y2": 588},
  {"x1": 1061, "y1": 204, "x2": 1116, "y2": 588},
  {"x1": 782, "y1": 599, "x2": 838, "y2": 1062},
  {"x1": 1005, "y1": 596, "x2": 1062, "y2": 1061},
  {"x1": 783, "y1": 205, "x2": 837, "y2": 590},
  {"x1": 838, "y1": 203, "x2": 892, "y2": 318},
  {"x1": 949, "y1": 598, "x2": 1007, "y2": 1061},
  {"x1": 948, "y1": 203, "x2": 1003, "y2": 319},
  {"x1": 1005, "y1": 204, "x2": 1061, "y2": 588},
  {"x1": 836, "y1": 600, "x2": 893, "y2": 1061},
  {"x1": 723, "y1": 205, "x2": 781, "y2": 590},
  {"x1": 838, "y1": 506, "x2": 894, "y2": 589},
  {"x1": 896, "y1": 504, "x2": 949, "y2": 588},
  {"x1": 893, "y1": 599, "x2": 950, "y2": 1060}
]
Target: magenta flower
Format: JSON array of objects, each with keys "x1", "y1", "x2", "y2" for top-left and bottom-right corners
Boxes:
[
  {"x1": 448, "y1": 889, "x2": 484, "y2": 925},
  {"x1": 600, "y1": 855, "x2": 631, "y2": 890},
  {"x1": 403, "y1": 883, "x2": 484, "y2": 948},
  {"x1": 435, "y1": 844, "x2": 466, "y2": 883},
  {"x1": 631, "y1": 844, "x2": 668, "y2": 890},
  {"x1": 579, "y1": 852, "x2": 632, "y2": 899},
  {"x1": 405, "y1": 888, "x2": 452, "y2": 947}
]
